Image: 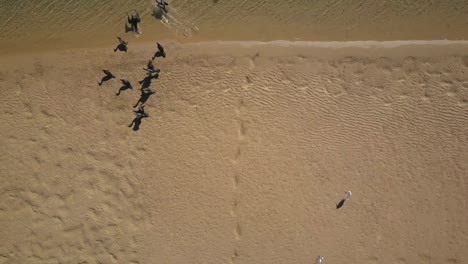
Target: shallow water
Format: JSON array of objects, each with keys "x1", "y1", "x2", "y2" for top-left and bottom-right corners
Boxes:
[{"x1": 0, "y1": 0, "x2": 467, "y2": 54}]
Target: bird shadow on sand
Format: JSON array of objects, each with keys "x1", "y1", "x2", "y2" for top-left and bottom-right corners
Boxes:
[
  {"x1": 116, "y1": 79, "x2": 133, "y2": 96},
  {"x1": 128, "y1": 107, "x2": 149, "y2": 131},
  {"x1": 128, "y1": 116, "x2": 145, "y2": 131},
  {"x1": 98, "y1": 69, "x2": 115, "y2": 86},
  {"x1": 152, "y1": 50, "x2": 165, "y2": 60},
  {"x1": 124, "y1": 23, "x2": 133, "y2": 33},
  {"x1": 138, "y1": 74, "x2": 159, "y2": 90},
  {"x1": 114, "y1": 43, "x2": 127, "y2": 52},
  {"x1": 336, "y1": 198, "x2": 346, "y2": 209},
  {"x1": 152, "y1": 42, "x2": 166, "y2": 59},
  {"x1": 114, "y1": 37, "x2": 128, "y2": 52},
  {"x1": 134, "y1": 89, "x2": 156, "y2": 108},
  {"x1": 128, "y1": 117, "x2": 144, "y2": 131}
]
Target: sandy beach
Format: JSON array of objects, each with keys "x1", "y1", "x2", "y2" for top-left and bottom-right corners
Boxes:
[
  {"x1": 1, "y1": 41, "x2": 467, "y2": 263},
  {"x1": 1, "y1": 1, "x2": 468, "y2": 263}
]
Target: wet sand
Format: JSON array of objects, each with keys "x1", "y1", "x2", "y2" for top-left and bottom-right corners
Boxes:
[
  {"x1": 0, "y1": 41, "x2": 467, "y2": 263},
  {"x1": 1, "y1": 0, "x2": 468, "y2": 54}
]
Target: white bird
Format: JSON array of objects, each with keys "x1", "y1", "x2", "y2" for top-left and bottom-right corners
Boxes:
[{"x1": 345, "y1": 190, "x2": 352, "y2": 200}]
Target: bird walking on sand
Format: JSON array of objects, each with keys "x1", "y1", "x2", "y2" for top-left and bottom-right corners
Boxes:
[
  {"x1": 152, "y1": 42, "x2": 166, "y2": 59},
  {"x1": 336, "y1": 190, "x2": 352, "y2": 209},
  {"x1": 134, "y1": 105, "x2": 147, "y2": 116},
  {"x1": 316, "y1": 256, "x2": 324, "y2": 264},
  {"x1": 156, "y1": 0, "x2": 169, "y2": 13},
  {"x1": 127, "y1": 12, "x2": 141, "y2": 34},
  {"x1": 144, "y1": 60, "x2": 161, "y2": 75}
]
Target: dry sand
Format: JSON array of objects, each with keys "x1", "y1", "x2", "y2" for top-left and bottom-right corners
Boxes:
[
  {"x1": 1, "y1": 0, "x2": 468, "y2": 54},
  {"x1": 1, "y1": 41, "x2": 467, "y2": 263}
]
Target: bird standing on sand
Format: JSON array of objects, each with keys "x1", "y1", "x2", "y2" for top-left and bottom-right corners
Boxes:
[
  {"x1": 316, "y1": 256, "x2": 324, "y2": 264},
  {"x1": 156, "y1": 0, "x2": 169, "y2": 13},
  {"x1": 144, "y1": 60, "x2": 161, "y2": 76},
  {"x1": 128, "y1": 106, "x2": 149, "y2": 130},
  {"x1": 127, "y1": 12, "x2": 141, "y2": 34},
  {"x1": 336, "y1": 190, "x2": 352, "y2": 209},
  {"x1": 134, "y1": 105, "x2": 147, "y2": 116}
]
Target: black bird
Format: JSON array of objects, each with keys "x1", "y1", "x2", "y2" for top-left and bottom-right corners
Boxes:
[{"x1": 127, "y1": 12, "x2": 141, "y2": 33}]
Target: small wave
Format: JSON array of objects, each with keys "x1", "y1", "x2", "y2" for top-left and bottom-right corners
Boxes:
[{"x1": 152, "y1": 4, "x2": 199, "y2": 38}]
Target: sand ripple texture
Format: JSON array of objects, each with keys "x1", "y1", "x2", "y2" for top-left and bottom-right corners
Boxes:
[
  {"x1": 1, "y1": 42, "x2": 468, "y2": 263},
  {"x1": 1, "y1": 0, "x2": 468, "y2": 53}
]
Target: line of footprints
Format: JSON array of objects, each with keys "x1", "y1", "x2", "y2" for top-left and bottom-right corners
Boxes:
[{"x1": 98, "y1": 36, "x2": 166, "y2": 131}]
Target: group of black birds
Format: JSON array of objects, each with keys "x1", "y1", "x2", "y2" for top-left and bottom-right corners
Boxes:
[{"x1": 98, "y1": 32, "x2": 167, "y2": 131}]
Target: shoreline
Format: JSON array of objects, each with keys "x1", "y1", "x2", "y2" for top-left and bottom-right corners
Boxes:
[
  {"x1": 2, "y1": 39, "x2": 468, "y2": 58},
  {"x1": 188, "y1": 40, "x2": 468, "y2": 47}
]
